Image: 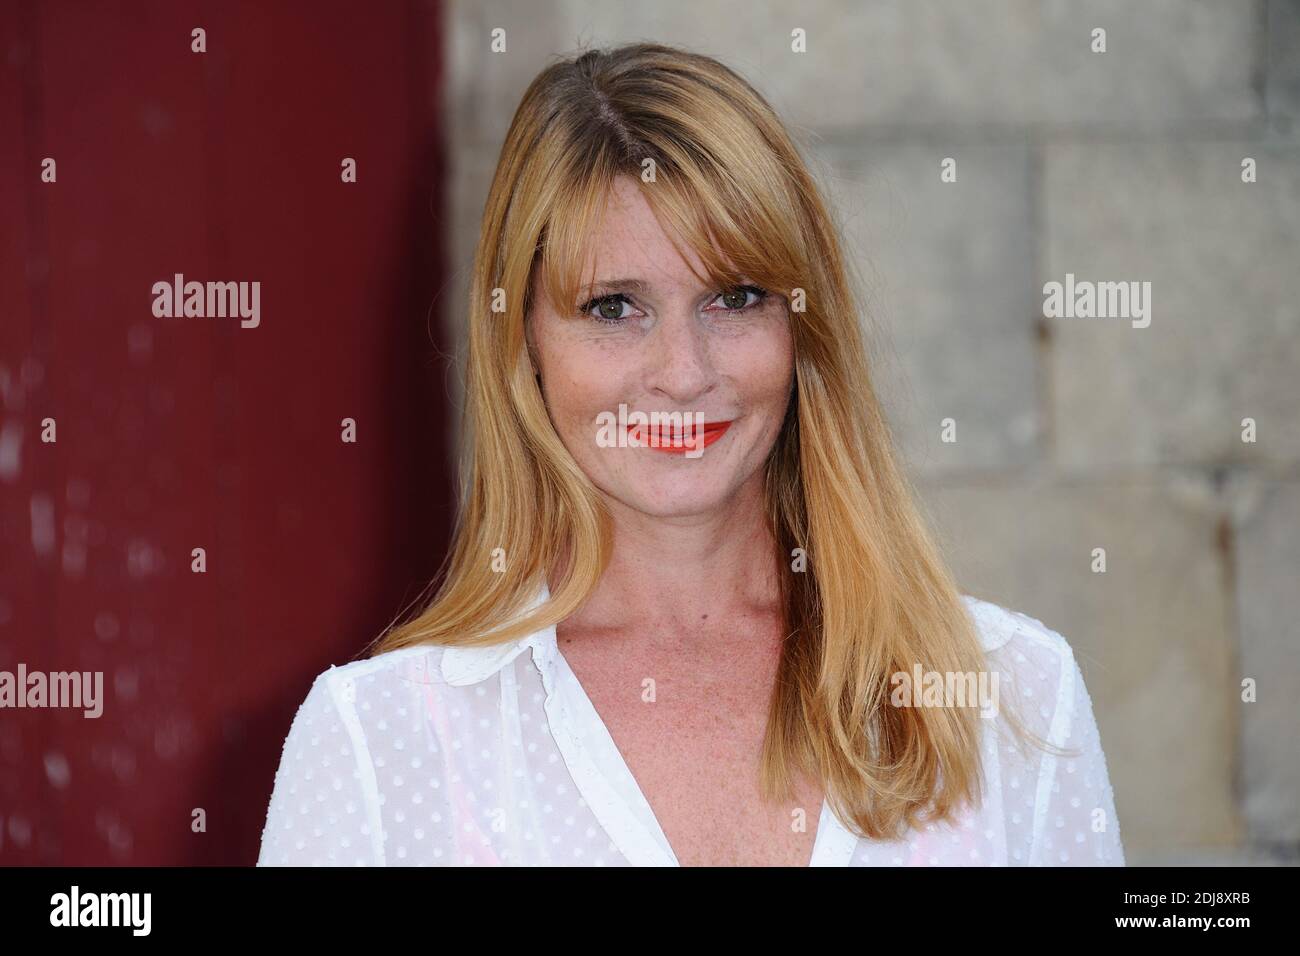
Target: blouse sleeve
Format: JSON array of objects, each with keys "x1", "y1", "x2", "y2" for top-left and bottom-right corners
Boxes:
[
  {"x1": 1029, "y1": 649, "x2": 1125, "y2": 866},
  {"x1": 256, "y1": 669, "x2": 384, "y2": 866}
]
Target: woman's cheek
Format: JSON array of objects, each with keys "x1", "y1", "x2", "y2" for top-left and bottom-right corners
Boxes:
[
  {"x1": 551, "y1": 359, "x2": 622, "y2": 451},
  {"x1": 730, "y1": 334, "x2": 793, "y2": 401}
]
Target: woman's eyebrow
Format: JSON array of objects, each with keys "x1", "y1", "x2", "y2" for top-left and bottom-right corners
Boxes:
[{"x1": 583, "y1": 277, "x2": 653, "y2": 296}]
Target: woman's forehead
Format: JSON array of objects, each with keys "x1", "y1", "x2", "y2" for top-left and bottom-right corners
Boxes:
[{"x1": 533, "y1": 172, "x2": 764, "y2": 312}]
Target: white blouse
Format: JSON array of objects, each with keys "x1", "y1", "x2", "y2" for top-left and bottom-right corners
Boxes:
[{"x1": 257, "y1": 586, "x2": 1125, "y2": 866}]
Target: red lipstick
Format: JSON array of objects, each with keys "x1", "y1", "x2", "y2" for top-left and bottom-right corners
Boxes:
[{"x1": 632, "y1": 420, "x2": 732, "y2": 454}]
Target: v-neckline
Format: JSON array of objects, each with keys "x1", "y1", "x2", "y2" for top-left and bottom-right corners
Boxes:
[{"x1": 538, "y1": 628, "x2": 857, "y2": 867}]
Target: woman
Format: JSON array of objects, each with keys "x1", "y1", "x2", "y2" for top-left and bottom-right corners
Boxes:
[{"x1": 258, "y1": 42, "x2": 1123, "y2": 867}]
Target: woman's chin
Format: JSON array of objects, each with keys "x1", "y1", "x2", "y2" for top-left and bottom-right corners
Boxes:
[{"x1": 602, "y1": 477, "x2": 745, "y2": 520}]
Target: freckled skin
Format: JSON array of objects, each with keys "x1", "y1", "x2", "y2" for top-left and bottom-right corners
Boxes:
[{"x1": 526, "y1": 175, "x2": 794, "y2": 521}]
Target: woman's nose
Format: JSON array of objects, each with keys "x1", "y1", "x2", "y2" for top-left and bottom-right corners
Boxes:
[{"x1": 644, "y1": 314, "x2": 714, "y2": 402}]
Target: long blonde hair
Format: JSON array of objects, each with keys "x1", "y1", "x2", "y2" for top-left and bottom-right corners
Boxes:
[{"x1": 372, "y1": 42, "x2": 1027, "y2": 840}]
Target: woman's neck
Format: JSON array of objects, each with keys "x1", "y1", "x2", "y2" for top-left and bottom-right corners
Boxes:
[{"x1": 572, "y1": 471, "x2": 783, "y2": 636}]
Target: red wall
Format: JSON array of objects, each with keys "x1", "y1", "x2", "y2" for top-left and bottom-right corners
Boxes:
[{"x1": 0, "y1": 0, "x2": 452, "y2": 864}]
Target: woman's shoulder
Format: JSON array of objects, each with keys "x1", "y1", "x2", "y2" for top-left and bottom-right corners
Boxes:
[
  {"x1": 959, "y1": 593, "x2": 1093, "y2": 734},
  {"x1": 259, "y1": 644, "x2": 462, "y2": 866},
  {"x1": 959, "y1": 595, "x2": 1124, "y2": 864},
  {"x1": 278, "y1": 644, "x2": 461, "y2": 739},
  {"x1": 961, "y1": 593, "x2": 1078, "y2": 666},
  {"x1": 316, "y1": 643, "x2": 448, "y2": 688}
]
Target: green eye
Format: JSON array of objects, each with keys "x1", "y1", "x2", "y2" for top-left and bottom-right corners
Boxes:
[
  {"x1": 596, "y1": 297, "x2": 627, "y2": 321},
  {"x1": 712, "y1": 285, "x2": 769, "y2": 313},
  {"x1": 577, "y1": 294, "x2": 632, "y2": 324}
]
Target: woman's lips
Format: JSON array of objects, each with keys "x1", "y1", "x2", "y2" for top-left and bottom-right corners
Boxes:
[{"x1": 630, "y1": 420, "x2": 732, "y2": 453}]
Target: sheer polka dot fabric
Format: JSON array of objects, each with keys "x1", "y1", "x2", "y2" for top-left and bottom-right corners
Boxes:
[{"x1": 257, "y1": 594, "x2": 1124, "y2": 866}]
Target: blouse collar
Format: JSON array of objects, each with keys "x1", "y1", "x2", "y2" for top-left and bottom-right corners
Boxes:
[{"x1": 439, "y1": 581, "x2": 557, "y2": 686}]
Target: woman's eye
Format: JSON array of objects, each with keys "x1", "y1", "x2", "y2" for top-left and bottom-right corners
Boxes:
[
  {"x1": 708, "y1": 285, "x2": 768, "y2": 314},
  {"x1": 578, "y1": 294, "x2": 634, "y2": 324}
]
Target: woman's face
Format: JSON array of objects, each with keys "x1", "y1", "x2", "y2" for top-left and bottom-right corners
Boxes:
[{"x1": 527, "y1": 175, "x2": 795, "y2": 520}]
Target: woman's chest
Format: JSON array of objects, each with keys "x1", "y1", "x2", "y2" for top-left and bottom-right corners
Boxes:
[
  {"x1": 563, "y1": 655, "x2": 825, "y2": 866},
  {"x1": 630, "y1": 745, "x2": 826, "y2": 866}
]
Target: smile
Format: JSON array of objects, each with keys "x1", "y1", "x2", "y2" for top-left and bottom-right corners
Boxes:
[{"x1": 631, "y1": 420, "x2": 732, "y2": 454}]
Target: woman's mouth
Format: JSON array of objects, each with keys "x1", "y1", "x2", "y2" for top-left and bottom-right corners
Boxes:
[{"x1": 630, "y1": 419, "x2": 733, "y2": 453}]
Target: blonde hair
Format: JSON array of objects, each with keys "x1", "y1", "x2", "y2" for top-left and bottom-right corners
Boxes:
[{"x1": 372, "y1": 42, "x2": 1038, "y2": 840}]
